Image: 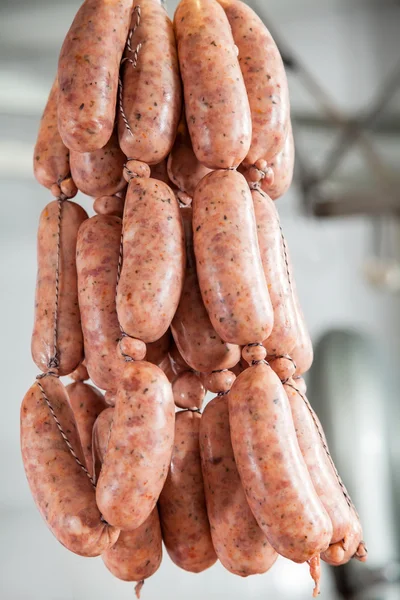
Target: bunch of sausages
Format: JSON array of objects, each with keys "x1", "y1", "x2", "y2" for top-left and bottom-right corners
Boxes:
[{"x1": 21, "y1": 0, "x2": 367, "y2": 596}]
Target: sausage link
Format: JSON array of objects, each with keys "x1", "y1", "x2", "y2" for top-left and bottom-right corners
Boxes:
[
  {"x1": 92, "y1": 406, "x2": 114, "y2": 482},
  {"x1": 322, "y1": 513, "x2": 366, "y2": 566},
  {"x1": 76, "y1": 214, "x2": 122, "y2": 391},
  {"x1": 116, "y1": 178, "x2": 185, "y2": 343},
  {"x1": 70, "y1": 128, "x2": 126, "y2": 198},
  {"x1": 261, "y1": 122, "x2": 295, "y2": 200},
  {"x1": 167, "y1": 341, "x2": 189, "y2": 379},
  {"x1": 174, "y1": 0, "x2": 251, "y2": 169},
  {"x1": 200, "y1": 396, "x2": 277, "y2": 576},
  {"x1": 158, "y1": 410, "x2": 217, "y2": 572},
  {"x1": 167, "y1": 116, "x2": 212, "y2": 197},
  {"x1": 193, "y1": 170, "x2": 273, "y2": 344},
  {"x1": 150, "y1": 159, "x2": 174, "y2": 185},
  {"x1": 172, "y1": 371, "x2": 206, "y2": 409},
  {"x1": 58, "y1": 0, "x2": 132, "y2": 152},
  {"x1": 20, "y1": 375, "x2": 119, "y2": 556},
  {"x1": 228, "y1": 362, "x2": 332, "y2": 562},
  {"x1": 31, "y1": 200, "x2": 87, "y2": 376},
  {"x1": 252, "y1": 189, "x2": 298, "y2": 356},
  {"x1": 290, "y1": 276, "x2": 314, "y2": 376},
  {"x1": 66, "y1": 381, "x2": 106, "y2": 478},
  {"x1": 218, "y1": 0, "x2": 289, "y2": 164},
  {"x1": 96, "y1": 361, "x2": 175, "y2": 530},
  {"x1": 145, "y1": 330, "x2": 172, "y2": 366},
  {"x1": 34, "y1": 78, "x2": 70, "y2": 189},
  {"x1": 118, "y1": 0, "x2": 181, "y2": 163},
  {"x1": 93, "y1": 195, "x2": 125, "y2": 217},
  {"x1": 284, "y1": 381, "x2": 354, "y2": 545},
  {"x1": 172, "y1": 207, "x2": 240, "y2": 371},
  {"x1": 69, "y1": 362, "x2": 89, "y2": 382}
]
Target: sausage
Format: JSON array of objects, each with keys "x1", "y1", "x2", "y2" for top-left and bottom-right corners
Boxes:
[
  {"x1": 158, "y1": 411, "x2": 217, "y2": 572},
  {"x1": 58, "y1": 0, "x2": 133, "y2": 152},
  {"x1": 218, "y1": 0, "x2": 289, "y2": 164},
  {"x1": 20, "y1": 375, "x2": 119, "y2": 556},
  {"x1": 322, "y1": 512, "x2": 367, "y2": 566},
  {"x1": 34, "y1": 78, "x2": 70, "y2": 190},
  {"x1": 145, "y1": 330, "x2": 172, "y2": 366},
  {"x1": 69, "y1": 362, "x2": 89, "y2": 382},
  {"x1": 92, "y1": 406, "x2": 114, "y2": 482},
  {"x1": 31, "y1": 200, "x2": 87, "y2": 376},
  {"x1": 261, "y1": 122, "x2": 295, "y2": 200},
  {"x1": 116, "y1": 178, "x2": 185, "y2": 343},
  {"x1": 172, "y1": 371, "x2": 206, "y2": 409},
  {"x1": 193, "y1": 170, "x2": 273, "y2": 344},
  {"x1": 167, "y1": 116, "x2": 212, "y2": 197},
  {"x1": 290, "y1": 279, "x2": 314, "y2": 376},
  {"x1": 93, "y1": 195, "x2": 125, "y2": 217},
  {"x1": 118, "y1": 0, "x2": 181, "y2": 163},
  {"x1": 200, "y1": 395, "x2": 278, "y2": 576},
  {"x1": 96, "y1": 361, "x2": 175, "y2": 530},
  {"x1": 70, "y1": 128, "x2": 126, "y2": 198},
  {"x1": 66, "y1": 381, "x2": 106, "y2": 478},
  {"x1": 174, "y1": 0, "x2": 251, "y2": 169},
  {"x1": 284, "y1": 381, "x2": 354, "y2": 545},
  {"x1": 168, "y1": 341, "x2": 190, "y2": 378},
  {"x1": 252, "y1": 189, "x2": 298, "y2": 356},
  {"x1": 76, "y1": 214, "x2": 122, "y2": 391},
  {"x1": 150, "y1": 159, "x2": 173, "y2": 185},
  {"x1": 228, "y1": 362, "x2": 332, "y2": 562},
  {"x1": 172, "y1": 207, "x2": 241, "y2": 371}
]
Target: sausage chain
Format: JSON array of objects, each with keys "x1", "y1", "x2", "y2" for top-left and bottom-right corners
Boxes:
[{"x1": 22, "y1": 0, "x2": 367, "y2": 595}]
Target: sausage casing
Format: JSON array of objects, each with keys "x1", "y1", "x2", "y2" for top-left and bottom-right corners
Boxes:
[
  {"x1": 31, "y1": 200, "x2": 87, "y2": 376},
  {"x1": 118, "y1": 0, "x2": 181, "y2": 163},
  {"x1": 158, "y1": 410, "x2": 217, "y2": 572},
  {"x1": 58, "y1": 0, "x2": 132, "y2": 152},
  {"x1": 92, "y1": 406, "x2": 114, "y2": 482},
  {"x1": 193, "y1": 170, "x2": 273, "y2": 344},
  {"x1": 200, "y1": 395, "x2": 277, "y2": 576},
  {"x1": 20, "y1": 375, "x2": 119, "y2": 556},
  {"x1": 261, "y1": 122, "x2": 295, "y2": 200},
  {"x1": 219, "y1": 0, "x2": 289, "y2": 164},
  {"x1": 76, "y1": 214, "x2": 122, "y2": 391},
  {"x1": 96, "y1": 361, "x2": 175, "y2": 530},
  {"x1": 174, "y1": 0, "x2": 251, "y2": 169},
  {"x1": 229, "y1": 362, "x2": 332, "y2": 562},
  {"x1": 117, "y1": 178, "x2": 185, "y2": 343},
  {"x1": 172, "y1": 207, "x2": 240, "y2": 371}
]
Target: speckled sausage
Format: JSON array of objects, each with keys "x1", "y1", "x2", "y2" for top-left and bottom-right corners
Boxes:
[
  {"x1": 70, "y1": 128, "x2": 126, "y2": 198},
  {"x1": 118, "y1": 0, "x2": 181, "y2": 164},
  {"x1": 31, "y1": 200, "x2": 87, "y2": 376},
  {"x1": 218, "y1": 0, "x2": 289, "y2": 164},
  {"x1": 290, "y1": 277, "x2": 314, "y2": 375},
  {"x1": 174, "y1": 0, "x2": 251, "y2": 169},
  {"x1": 117, "y1": 178, "x2": 185, "y2": 343},
  {"x1": 167, "y1": 116, "x2": 212, "y2": 197},
  {"x1": 58, "y1": 0, "x2": 132, "y2": 152},
  {"x1": 200, "y1": 396, "x2": 277, "y2": 576},
  {"x1": 92, "y1": 406, "x2": 114, "y2": 482},
  {"x1": 172, "y1": 371, "x2": 206, "y2": 409},
  {"x1": 96, "y1": 361, "x2": 175, "y2": 530},
  {"x1": 322, "y1": 511, "x2": 367, "y2": 566},
  {"x1": 76, "y1": 214, "x2": 122, "y2": 392},
  {"x1": 93, "y1": 195, "x2": 125, "y2": 217},
  {"x1": 228, "y1": 362, "x2": 332, "y2": 562},
  {"x1": 66, "y1": 381, "x2": 106, "y2": 478},
  {"x1": 284, "y1": 381, "x2": 354, "y2": 545},
  {"x1": 34, "y1": 78, "x2": 70, "y2": 190},
  {"x1": 193, "y1": 170, "x2": 273, "y2": 345},
  {"x1": 150, "y1": 159, "x2": 173, "y2": 185},
  {"x1": 172, "y1": 207, "x2": 240, "y2": 371},
  {"x1": 20, "y1": 375, "x2": 119, "y2": 556},
  {"x1": 158, "y1": 410, "x2": 217, "y2": 572},
  {"x1": 252, "y1": 189, "x2": 297, "y2": 356},
  {"x1": 261, "y1": 122, "x2": 295, "y2": 200}
]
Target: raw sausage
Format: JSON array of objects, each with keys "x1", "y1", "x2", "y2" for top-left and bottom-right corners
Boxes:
[
  {"x1": 93, "y1": 195, "x2": 125, "y2": 218},
  {"x1": 290, "y1": 278, "x2": 314, "y2": 376},
  {"x1": 158, "y1": 410, "x2": 217, "y2": 572},
  {"x1": 116, "y1": 178, "x2": 185, "y2": 343},
  {"x1": 145, "y1": 330, "x2": 172, "y2": 366},
  {"x1": 174, "y1": 0, "x2": 251, "y2": 169},
  {"x1": 228, "y1": 362, "x2": 332, "y2": 562},
  {"x1": 34, "y1": 78, "x2": 70, "y2": 190},
  {"x1": 284, "y1": 381, "x2": 354, "y2": 545},
  {"x1": 218, "y1": 0, "x2": 289, "y2": 164},
  {"x1": 70, "y1": 128, "x2": 126, "y2": 198},
  {"x1": 31, "y1": 200, "x2": 87, "y2": 376},
  {"x1": 167, "y1": 116, "x2": 212, "y2": 197},
  {"x1": 118, "y1": 0, "x2": 181, "y2": 163},
  {"x1": 172, "y1": 371, "x2": 205, "y2": 409},
  {"x1": 150, "y1": 159, "x2": 173, "y2": 185},
  {"x1": 66, "y1": 381, "x2": 106, "y2": 478},
  {"x1": 172, "y1": 207, "x2": 240, "y2": 371},
  {"x1": 193, "y1": 170, "x2": 273, "y2": 344},
  {"x1": 252, "y1": 189, "x2": 298, "y2": 356},
  {"x1": 322, "y1": 512, "x2": 367, "y2": 566},
  {"x1": 200, "y1": 395, "x2": 278, "y2": 576},
  {"x1": 58, "y1": 0, "x2": 133, "y2": 152},
  {"x1": 261, "y1": 122, "x2": 295, "y2": 200},
  {"x1": 20, "y1": 374, "x2": 119, "y2": 556},
  {"x1": 69, "y1": 362, "x2": 89, "y2": 382},
  {"x1": 92, "y1": 406, "x2": 114, "y2": 482},
  {"x1": 76, "y1": 214, "x2": 122, "y2": 391},
  {"x1": 96, "y1": 361, "x2": 175, "y2": 530}
]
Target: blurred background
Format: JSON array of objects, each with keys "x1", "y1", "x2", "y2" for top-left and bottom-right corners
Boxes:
[{"x1": 1, "y1": 0, "x2": 399, "y2": 598}]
